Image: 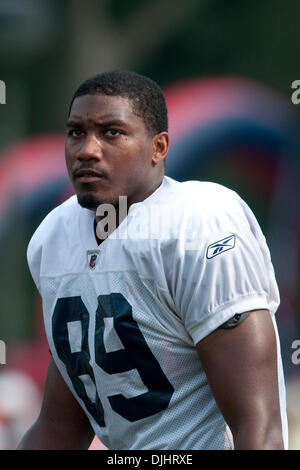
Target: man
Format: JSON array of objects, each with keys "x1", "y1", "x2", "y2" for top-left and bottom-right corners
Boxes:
[{"x1": 18, "y1": 70, "x2": 288, "y2": 450}]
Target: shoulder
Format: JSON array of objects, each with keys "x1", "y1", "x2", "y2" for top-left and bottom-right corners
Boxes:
[
  {"x1": 162, "y1": 177, "x2": 248, "y2": 235},
  {"x1": 27, "y1": 195, "x2": 79, "y2": 267},
  {"x1": 182, "y1": 179, "x2": 240, "y2": 207},
  {"x1": 164, "y1": 177, "x2": 241, "y2": 210}
]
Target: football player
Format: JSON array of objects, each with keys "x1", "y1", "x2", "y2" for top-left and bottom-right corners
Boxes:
[{"x1": 18, "y1": 71, "x2": 288, "y2": 450}]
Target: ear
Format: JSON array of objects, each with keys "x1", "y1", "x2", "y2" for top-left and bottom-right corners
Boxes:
[{"x1": 152, "y1": 132, "x2": 170, "y2": 165}]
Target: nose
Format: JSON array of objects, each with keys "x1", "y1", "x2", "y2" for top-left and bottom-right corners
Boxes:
[{"x1": 77, "y1": 133, "x2": 103, "y2": 161}]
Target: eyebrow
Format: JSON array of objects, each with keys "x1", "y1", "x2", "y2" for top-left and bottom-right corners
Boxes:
[{"x1": 65, "y1": 119, "x2": 128, "y2": 128}]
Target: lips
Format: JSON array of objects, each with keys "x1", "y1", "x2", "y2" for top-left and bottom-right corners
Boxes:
[{"x1": 73, "y1": 168, "x2": 106, "y2": 183}]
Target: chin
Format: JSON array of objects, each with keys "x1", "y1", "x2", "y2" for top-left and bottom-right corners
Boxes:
[{"x1": 76, "y1": 193, "x2": 100, "y2": 210}]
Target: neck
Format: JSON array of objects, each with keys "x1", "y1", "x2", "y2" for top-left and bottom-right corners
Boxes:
[
  {"x1": 127, "y1": 176, "x2": 164, "y2": 209},
  {"x1": 94, "y1": 175, "x2": 164, "y2": 245}
]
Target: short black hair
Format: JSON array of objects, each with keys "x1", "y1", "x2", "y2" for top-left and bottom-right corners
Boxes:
[{"x1": 69, "y1": 70, "x2": 168, "y2": 136}]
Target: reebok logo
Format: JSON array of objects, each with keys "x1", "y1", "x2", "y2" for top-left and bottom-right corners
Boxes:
[{"x1": 206, "y1": 235, "x2": 236, "y2": 259}]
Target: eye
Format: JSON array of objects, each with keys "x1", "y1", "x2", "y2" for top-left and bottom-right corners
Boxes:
[
  {"x1": 105, "y1": 129, "x2": 120, "y2": 137},
  {"x1": 68, "y1": 129, "x2": 84, "y2": 137}
]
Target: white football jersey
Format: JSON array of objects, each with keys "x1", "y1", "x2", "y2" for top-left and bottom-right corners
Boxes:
[{"x1": 27, "y1": 176, "x2": 288, "y2": 449}]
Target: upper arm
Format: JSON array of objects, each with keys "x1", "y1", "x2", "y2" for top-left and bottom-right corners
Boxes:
[
  {"x1": 196, "y1": 309, "x2": 284, "y2": 449},
  {"x1": 25, "y1": 358, "x2": 94, "y2": 449}
]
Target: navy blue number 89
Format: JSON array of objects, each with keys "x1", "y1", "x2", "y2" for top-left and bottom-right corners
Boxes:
[{"x1": 52, "y1": 293, "x2": 174, "y2": 426}]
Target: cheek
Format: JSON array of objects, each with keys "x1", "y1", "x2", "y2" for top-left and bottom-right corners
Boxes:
[
  {"x1": 119, "y1": 152, "x2": 151, "y2": 179},
  {"x1": 65, "y1": 143, "x2": 75, "y2": 173},
  {"x1": 122, "y1": 158, "x2": 152, "y2": 190},
  {"x1": 122, "y1": 141, "x2": 153, "y2": 169}
]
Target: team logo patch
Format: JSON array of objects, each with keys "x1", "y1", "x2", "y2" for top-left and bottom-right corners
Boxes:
[
  {"x1": 87, "y1": 250, "x2": 100, "y2": 270},
  {"x1": 206, "y1": 235, "x2": 236, "y2": 259}
]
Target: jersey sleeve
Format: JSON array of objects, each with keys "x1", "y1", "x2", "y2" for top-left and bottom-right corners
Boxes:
[
  {"x1": 26, "y1": 196, "x2": 78, "y2": 294},
  {"x1": 26, "y1": 203, "x2": 64, "y2": 293},
  {"x1": 27, "y1": 230, "x2": 43, "y2": 293},
  {"x1": 171, "y1": 187, "x2": 280, "y2": 345}
]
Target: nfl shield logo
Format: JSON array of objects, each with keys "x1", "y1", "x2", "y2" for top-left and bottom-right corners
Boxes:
[{"x1": 87, "y1": 250, "x2": 100, "y2": 270}]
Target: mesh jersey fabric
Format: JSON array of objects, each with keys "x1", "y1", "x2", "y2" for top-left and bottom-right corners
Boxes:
[{"x1": 27, "y1": 176, "x2": 288, "y2": 449}]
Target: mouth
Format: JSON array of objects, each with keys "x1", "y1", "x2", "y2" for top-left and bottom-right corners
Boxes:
[{"x1": 73, "y1": 169, "x2": 107, "y2": 184}]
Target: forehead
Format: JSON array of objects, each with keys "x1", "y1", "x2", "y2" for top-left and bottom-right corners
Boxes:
[{"x1": 69, "y1": 93, "x2": 141, "y2": 125}]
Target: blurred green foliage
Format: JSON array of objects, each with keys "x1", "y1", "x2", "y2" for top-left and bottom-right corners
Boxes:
[{"x1": 0, "y1": 0, "x2": 299, "y2": 151}]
